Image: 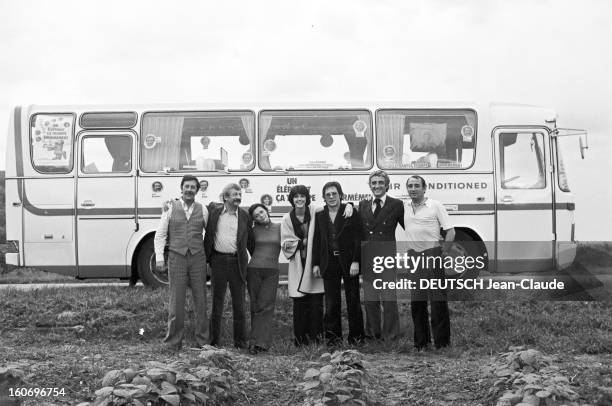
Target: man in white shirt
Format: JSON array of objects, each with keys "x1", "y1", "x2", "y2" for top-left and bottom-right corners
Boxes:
[
  {"x1": 204, "y1": 183, "x2": 252, "y2": 348},
  {"x1": 404, "y1": 175, "x2": 455, "y2": 350},
  {"x1": 154, "y1": 175, "x2": 209, "y2": 350}
]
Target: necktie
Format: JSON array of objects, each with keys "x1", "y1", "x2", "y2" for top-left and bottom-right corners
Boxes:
[{"x1": 373, "y1": 198, "x2": 382, "y2": 218}]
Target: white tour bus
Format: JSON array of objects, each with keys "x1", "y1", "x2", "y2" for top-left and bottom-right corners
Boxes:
[{"x1": 4, "y1": 102, "x2": 587, "y2": 287}]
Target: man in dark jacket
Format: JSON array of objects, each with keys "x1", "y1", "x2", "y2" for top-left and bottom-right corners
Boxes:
[
  {"x1": 204, "y1": 183, "x2": 252, "y2": 348},
  {"x1": 359, "y1": 170, "x2": 404, "y2": 341},
  {"x1": 312, "y1": 181, "x2": 365, "y2": 345}
]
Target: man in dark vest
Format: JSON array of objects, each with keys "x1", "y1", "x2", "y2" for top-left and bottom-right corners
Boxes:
[
  {"x1": 154, "y1": 174, "x2": 209, "y2": 350},
  {"x1": 205, "y1": 183, "x2": 252, "y2": 348},
  {"x1": 359, "y1": 170, "x2": 404, "y2": 341}
]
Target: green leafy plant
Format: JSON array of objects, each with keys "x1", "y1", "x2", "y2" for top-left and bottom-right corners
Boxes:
[{"x1": 299, "y1": 350, "x2": 370, "y2": 406}]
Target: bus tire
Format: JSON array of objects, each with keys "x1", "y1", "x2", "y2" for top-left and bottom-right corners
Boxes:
[
  {"x1": 445, "y1": 229, "x2": 488, "y2": 279},
  {"x1": 137, "y1": 238, "x2": 169, "y2": 289}
]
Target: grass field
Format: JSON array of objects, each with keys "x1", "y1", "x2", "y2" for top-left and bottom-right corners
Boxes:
[
  {"x1": 1, "y1": 171, "x2": 611, "y2": 404},
  {"x1": 1, "y1": 285, "x2": 610, "y2": 405}
]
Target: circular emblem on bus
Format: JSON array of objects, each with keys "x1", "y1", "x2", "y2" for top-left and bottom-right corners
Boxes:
[
  {"x1": 461, "y1": 125, "x2": 474, "y2": 142},
  {"x1": 144, "y1": 134, "x2": 159, "y2": 149},
  {"x1": 263, "y1": 139, "x2": 276, "y2": 152},
  {"x1": 152, "y1": 181, "x2": 163, "y2": 192},
  {"x1": 242, "y1": 151, "x2": 253, "y2": 164},
  {"x1": 353, "y1": 120, "x2": 367, "y2": 135},
  {"x1": 383, "y1": 145, "x2": 396, "y2": 159}
]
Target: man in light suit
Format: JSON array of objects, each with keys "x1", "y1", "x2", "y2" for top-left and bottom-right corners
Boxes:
[
  {"x1": 205, "y1": 183, "x2": 252, "y2": 348},
  {"x1": 359, "y1": 170, "x2": 404, "y2": 341},
  {"x1": 154, "y1": 174, "x2": 209, "y2": 350}
]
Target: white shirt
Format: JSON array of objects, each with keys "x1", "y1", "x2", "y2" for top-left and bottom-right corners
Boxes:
[
  {"x1": 154, "y1": 199, "x2": 209, "y2": 258},
  {"x1": 214, "y1": 206, "x2": 239, "y2": 254},
  {"x1": 404, "y1": 198, "x2": 452, "y2": 252},
  {"x1": 371, "y1": 194, "x2": 387, "y2": 213}
]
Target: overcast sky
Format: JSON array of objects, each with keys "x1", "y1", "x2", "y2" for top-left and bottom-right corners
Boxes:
[{"x1": 0, "y1": 0, "x2": 610, "y2": 239}]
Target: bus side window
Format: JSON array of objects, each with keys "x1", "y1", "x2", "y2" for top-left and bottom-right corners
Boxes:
[
  {"x1": 30, "y1": 113, "x2": 75, "y2": 174},
  {"x1": 500, "y1": 132, "x2": 546, "y2": 189},
  {"x1": 258, "y1": 110, "x2": 373, "y2": 171},
  {"x1": 82, "y1": 135, "x2": 132, "y2": 174},
  {"x1": 377, "y1": 110, "x2": 475, "y2": 170}
]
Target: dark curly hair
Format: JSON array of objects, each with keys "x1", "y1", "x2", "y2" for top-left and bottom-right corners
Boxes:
[
  {"x1": 288, "y1": 185, "x2": 311, "y2": 207},
  {"x1": 248, "y1": 203, "x2": 269, "y2": 218}
]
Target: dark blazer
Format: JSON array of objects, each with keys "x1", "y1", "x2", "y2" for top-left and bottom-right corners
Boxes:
[
  {"x1": 204, "y1": 203, "x2": 252, "y2": 282},
  {"x1": 312, "y1": 203, "x2": 362, "y2": 278},
  {"x1": 358, "y1": 195, "x2": 404, "y2": 242}
]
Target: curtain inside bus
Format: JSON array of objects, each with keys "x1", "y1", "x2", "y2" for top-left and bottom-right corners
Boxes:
[
  {"x1": 259, "y1": 115, "x2": 273, "y2": 169},
  {"x1": 141, "y1": 116, "x2": 184, "y2": 171},
  {"x1": 104, "y1": 136, "x2": 132, "y2": 172},
  {"x1": 377, "y1": 114, "x2": 405, "y2": 167}
]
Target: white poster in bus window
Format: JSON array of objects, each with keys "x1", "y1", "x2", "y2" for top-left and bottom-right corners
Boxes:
[{"x1": 31, "y1": 114, "x2": 73, "y2": 167}]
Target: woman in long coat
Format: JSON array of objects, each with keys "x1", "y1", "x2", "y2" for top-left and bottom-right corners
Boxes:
[{"x1": 281, "y1": 185, "x2": 353, "y2": 346}]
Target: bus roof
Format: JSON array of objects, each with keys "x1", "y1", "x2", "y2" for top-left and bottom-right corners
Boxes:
[{"x1": 19, "y1": 101, "x2": 558, "y2": 128}]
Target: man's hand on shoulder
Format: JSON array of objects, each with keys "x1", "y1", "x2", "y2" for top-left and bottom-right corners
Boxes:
[
  {"x1": 313, "y1": 265, "x2": 321, "y2": 278},
  {"x1": 343, "y1": 202, "x2": 354, "y2": 218},
  {"x1": 162, "y1": 199, "x2": 176, "y2": 212},
  {"x1": 349, "y1": 262, "x2": 359, "y2": 276}
]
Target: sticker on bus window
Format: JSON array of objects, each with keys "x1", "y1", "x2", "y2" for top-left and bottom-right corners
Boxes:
[
  {"x1": 353, "y1": 120, "x2": 367, "y2": 138},
  {"x1": 242, "y1": 151, "x2": 253, "y2": 165},
  {"x1": 31, "y1": 114, "x2": 74, "y2": 170},
  {"x1": 144, "y1": 134, "x2": 161, "y2": 149},
  {"x1": 383, "y1": 145, "x2": 396, "y2": 160},
  {"x1": 263, "y1": 139, "x2": 276, "y2": 152},
  {"x1": 461, "y1": 125, "x2": 474, "y2": 143}
]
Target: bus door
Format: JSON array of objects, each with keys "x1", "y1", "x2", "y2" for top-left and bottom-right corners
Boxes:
[
  {"x1": 494, "y1": 129, "x2": 554, "y2": 272},
  {"x1": 76, "y1": 131, "x2": 137, "y2": 278}
]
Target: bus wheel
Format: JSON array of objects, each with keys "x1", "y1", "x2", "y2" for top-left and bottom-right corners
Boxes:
[
  {"x1": 444, "y1": 230, "x2": 488, "y2": 279},
  {"x1": 137, "y1": 238, "x2": 169, "y2": 288}
]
